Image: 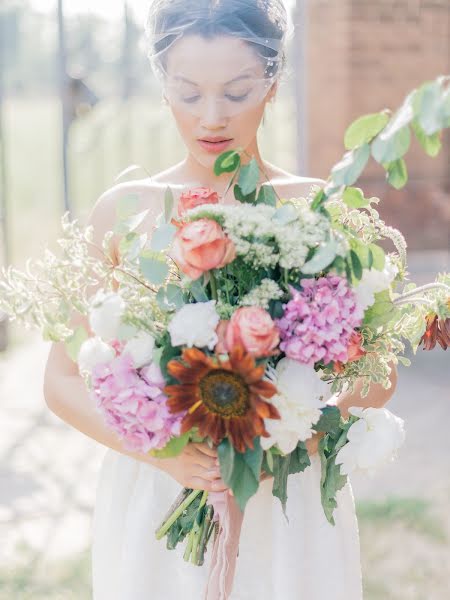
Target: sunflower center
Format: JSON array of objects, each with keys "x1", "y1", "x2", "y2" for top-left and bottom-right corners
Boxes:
[{"x1": 199, "y1": 369, "x2": 250, "y2": 417}]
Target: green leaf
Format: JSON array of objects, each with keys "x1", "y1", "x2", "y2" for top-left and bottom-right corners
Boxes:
[
  {"x1": 119, "y1": 232, "x2": 146, "y2": 261},
  {"x1": 350, "y1": 249, "x2": 363, "y2": 281},
  {"x1": 288, "y1": 442, "x2": 311, "y2": 474},
  {"x1": 150, "y1": 223, "x2": 177, "y2": 251},
  {"x1": 164, "y1": 187, "x2": 175, "y2": 223},
  {"x1": 234, "y1": 184, "x2": 257, "y2": 204},
  {"x1": 156, "y1": 284, "x2": 185, "y2": 312},
  {"x1": 272, "y1": 203, "x2": 299, "y2": 225},
  {"x1": 343, "y1": 187, "x2": 370, "y2": 209},
  {"x1": 159, "y1": 340, "x2": 182, "y2": 383},
  {"x1": 350, "y1": 238, "x2": 372, "y2": 269},
  {"x1": 139, "y1": 252, "x2": 169, "y2": 285},
  {"x1": 344, "y1": 111, "x2": 390, "y2": 150},
  {"x1": 371, "y1": 125, "x2": 411, "y2": 164},
  {"x1": 313, "y1": 406, "x2": 341, "y2": 436},
  {"x1": 272, "y1": 454, "x2": 291, "y2": 519},
  {"x1": 218, "y1": 438, "x2": 263, "y2": 512},
  {"x1": 363, "y1": 289, "x2": 400, "y2": 328},
  {"x1": 149, "y1": 431, "x2": 191, "y2": 458},
  {"x1": 116, "y1": 193, "x2": 140, "y2": 220},
  {"x1": 301, "y1": 238, "x2": 339, "y2": 274},
  {"x1": 411, "y1": 119, "x2": 442, "y2": 157},
  {"x1": 368, "y1": 244, "x2": 386, "y2": 270},
  {"x1": 188, "y1": 278, "x2": 209, "y2": 302},
  {"x1": 257, "y1": 184, "x2": 277, "y2": 207},
  {"x1": 330, "y1": 144, "x2": 371, "y2": 187},
  {"x1": 115, "y1": 209, "x2": 150, "y2": 235},
  {"x1": 310, "y1": 188, "x2": 326, "y2": 212},
  {"x1": 65, "y1": 326, "x2": 88, "y2": 362},
  {"x1": 320, "y1": 454, "x2": 348, "y2": 525},
  {"x1": 413, "y1": 80, "x2": 446, "y2": 135},
  {"x1": 238, "y1": 158, "x2": 260, "y2": 195},
  {"x1": 214, "y1": 150, "x2": 241, "y2": 175},
  {"x1": 386, "y1": 158, "x2": 408, "y2": 189}
]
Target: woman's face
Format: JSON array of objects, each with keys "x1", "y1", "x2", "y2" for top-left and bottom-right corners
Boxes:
[{"x1": 162, "y1": 35, "x2": 277, "y2": 169}]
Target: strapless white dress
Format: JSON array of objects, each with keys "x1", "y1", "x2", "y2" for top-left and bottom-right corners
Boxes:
[{"x1": 91, "y1": 447, "x2": 363, "y2": 599}]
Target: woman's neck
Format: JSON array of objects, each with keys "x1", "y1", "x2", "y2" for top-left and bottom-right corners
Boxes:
[{"x1": 179, "y1": 137, "x2": 273, "y2": 200}]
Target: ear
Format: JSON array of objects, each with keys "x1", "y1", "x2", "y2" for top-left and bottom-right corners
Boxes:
[{"x1": 267, "y1": 80, "x2": 278, "y2": 103}]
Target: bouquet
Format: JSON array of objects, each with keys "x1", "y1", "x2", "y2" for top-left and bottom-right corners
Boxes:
[{"x1": 1, "y1": 76, "x2": 449, "y2": 596}]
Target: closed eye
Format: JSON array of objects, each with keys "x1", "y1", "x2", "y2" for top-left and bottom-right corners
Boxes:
[{"x1": 225, "y1": 92, "x2": 250, "y2": 102}]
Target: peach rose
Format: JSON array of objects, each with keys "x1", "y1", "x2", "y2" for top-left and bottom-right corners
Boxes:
[
  {"x1": 178, "y1": 187, "x2": 219, "y2": 217},
  {"x1": 169, "y1": 218, "x2": 236, "y2": 280},
  {"x1": 225, "y1": 307, "x2": 280, "y2": 358}
]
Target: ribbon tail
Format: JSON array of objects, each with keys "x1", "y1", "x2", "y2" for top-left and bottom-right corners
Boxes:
[{"x1": 204, "y1": 491, "x2": 244, "y2": 600}]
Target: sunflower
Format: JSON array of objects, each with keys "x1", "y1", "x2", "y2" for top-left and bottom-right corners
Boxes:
[{"x1": 164, "y1": 344, "x2": 280, "y2": 453}]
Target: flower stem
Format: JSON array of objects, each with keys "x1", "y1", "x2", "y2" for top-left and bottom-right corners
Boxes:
[
  {"x1": 210, "y1": 270, "x2": 218, "y2": 301},
  {"x1": 155, "y1": 489, "x2": 202, "y2": 540},
  {"x1": 394, "y1": 282, "x2": 450, "y2": 304}
]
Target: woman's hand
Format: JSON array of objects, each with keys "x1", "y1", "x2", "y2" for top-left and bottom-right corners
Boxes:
[{"x1": 155, "y1": 442, "x2": 230, "y2": 493}]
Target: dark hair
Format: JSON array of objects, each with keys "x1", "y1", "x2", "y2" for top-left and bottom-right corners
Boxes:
[{"x1": 147, "y1": 0, "x2": 288, "y2": 78}]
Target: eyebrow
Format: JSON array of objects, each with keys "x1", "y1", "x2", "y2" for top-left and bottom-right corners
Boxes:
[{"x1": 173, "y1": 72, "x2": 254, "y2": 86}]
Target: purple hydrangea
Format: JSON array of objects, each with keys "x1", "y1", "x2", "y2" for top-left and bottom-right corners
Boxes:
[
  {"x1": 90, "y1": 353, "x2": 185, "y2": 454},
  {"x1": 275, "y1": 275, "x2": 364, "y2": 366}
]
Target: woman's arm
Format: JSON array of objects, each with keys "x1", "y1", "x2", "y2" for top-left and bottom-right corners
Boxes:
[{"x1": 304, "y1": 360, "x2": 399, "y2": 456}]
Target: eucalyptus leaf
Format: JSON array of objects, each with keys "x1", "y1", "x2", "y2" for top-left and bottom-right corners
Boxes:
[
  {"x1": 238, "y1": 158, "x2": 260, "y2": 195},
  {"x1": 344, "y1": 111, "x2": 390, "y2": 150},
  {"x1": 257, "y1": 184, "x2": 277, "y2": 207},
  {"x1": 139, "y1": 253, "x2": 169, "y2": 285},
  {"x1": 164, "y1": 187, "x2": 175, "y2": 223},
  {"x1": 272, "y1": 203, "x2": 299, "y2": 225},
  {"x1": 115, "y1": 209, "x2": 150, "y2": 235},
  {"x1": 188, "y1": 278, "x2": 209, "y2": 302},
  {"x1": 150, "y1": 223, "x2": 177, "y2": 252},
  {"x1": 301, "y1": 238, "x2": 339, "y2": 274},
  {"x1": 413, "y1": 80, "x2": 446, "y2": 135},
  {"x1": 234, "y1": 184, "x2": 257, "y2": 204},
  {"x1": 330, "y1": 144, "x2": 371, "y2": 187},
  {"x1": 371, "y1": 125, "x2": 411, "y2": 164}
]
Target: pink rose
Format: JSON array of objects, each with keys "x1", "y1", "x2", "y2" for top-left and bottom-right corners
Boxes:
[
  {"x1": 225, "y1": 307, "x2": 280, "y2": 358},
  {"x1": 169, "y1": 218, "x2": 236, "y2": 280},
  {"x1": 178, "y1": 187, "x2": 220, "y2": 217}
]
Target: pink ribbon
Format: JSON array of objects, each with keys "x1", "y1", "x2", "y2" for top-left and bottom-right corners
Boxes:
[{"x1": 204, "y1": 491, "x2": 244, "y2": 600}]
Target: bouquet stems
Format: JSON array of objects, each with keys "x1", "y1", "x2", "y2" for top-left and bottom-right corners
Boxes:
[{"x1": 155, "y1": 487, "x2": 216, "y2": 566}]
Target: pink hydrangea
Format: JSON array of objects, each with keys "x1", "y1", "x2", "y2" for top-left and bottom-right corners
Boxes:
[
  {"x1": 275, "y1": 275, "x2": 364, "y2": 366},
  {"x1": 90, "y1": 352, "x2": 185, "y2": 453}
]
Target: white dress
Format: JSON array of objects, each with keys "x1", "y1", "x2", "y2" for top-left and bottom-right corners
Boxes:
[{"x1": 91, "y1": 447, "x2": 363, "y2": 599}]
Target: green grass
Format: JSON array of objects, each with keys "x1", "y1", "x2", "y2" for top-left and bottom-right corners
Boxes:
[
  {"x1": 0, "y1": 544, "x2": 91, "y2": 600},
  {"x1": 357, "y1": 496, "x2": 447, "y2": 543}
]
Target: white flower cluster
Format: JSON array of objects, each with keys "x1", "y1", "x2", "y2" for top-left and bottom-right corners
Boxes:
[
  {"x1": 261, "y1": 358, "x2": 332, "y2": 454},
  {"x1": 353, "y1": 256, "x2": 399, "y2": 310},
  {"x1": 187, "y1": 202, "x2": 329, "y2": 270},
  {"x1": 240, "y1": 278, "x2": 284, "y2": 309}
]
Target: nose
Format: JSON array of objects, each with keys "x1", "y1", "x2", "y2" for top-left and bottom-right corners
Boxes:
[{"x1": 199, "y1": 96, "x2": 228, "y2": 128}]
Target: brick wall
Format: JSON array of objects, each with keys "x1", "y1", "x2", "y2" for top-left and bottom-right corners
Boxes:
[{"x1": 298, "y1": 0, "x2": 450, "y2": 249}]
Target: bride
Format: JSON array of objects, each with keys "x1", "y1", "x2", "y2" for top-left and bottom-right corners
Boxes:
[{"x1": 44, "y1": 0, "x2": 398, "y2": 598}]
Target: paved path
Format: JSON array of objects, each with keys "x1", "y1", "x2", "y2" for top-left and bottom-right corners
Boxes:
[{"x1": 0, "y1": 251, "x2": 448, "y2": 573}]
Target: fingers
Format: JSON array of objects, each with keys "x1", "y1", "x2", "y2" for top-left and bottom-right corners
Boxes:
[{"x1": 192, "y1": 442, "x2": 218, "y2": 459}]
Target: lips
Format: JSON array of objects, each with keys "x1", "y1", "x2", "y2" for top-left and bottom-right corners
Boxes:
[{"x1": 197, "y1": 138, "x2": 234, "y2": 154}]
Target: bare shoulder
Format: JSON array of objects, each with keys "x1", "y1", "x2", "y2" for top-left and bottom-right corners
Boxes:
[{"x1": 265, "y1": 166, "x2": 325, "y2": 200}]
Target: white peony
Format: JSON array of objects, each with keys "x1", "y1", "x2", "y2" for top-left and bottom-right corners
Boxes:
[
  {"x1": 89, "y1": 291, "x2": 125, "y2": 341},
  {"x1": 77, "y1": 336, "x2": 115, "y2": 373},
  {"x1": 335, "y1": 406, "x2": 405, "y2": 476},
  {"x1": 261, "y1": 358, "x2": 332, "y2": 454},
  {"x1": 168, "y1": 301, "x2": 220, "y2": 350},
  {"x1": 353, "y1": 257, "x2": 398, "y2": 310},
  {"x1": 123, "y1": 331, "x2": 156, "y2": 369}
]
